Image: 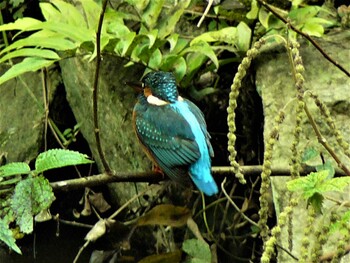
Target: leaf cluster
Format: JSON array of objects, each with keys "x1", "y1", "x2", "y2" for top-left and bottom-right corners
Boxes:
[{"x1": 0, "y1": 149, "x2": 93, "y2": 254}]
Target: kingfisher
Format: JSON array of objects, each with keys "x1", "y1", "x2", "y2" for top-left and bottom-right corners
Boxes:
[{"x1": 132, "y1": 71, "x2": 218, "y2": 196}]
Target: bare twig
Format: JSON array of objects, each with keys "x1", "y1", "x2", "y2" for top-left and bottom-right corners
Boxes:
[
  {"x1": 50, "y1": 165, "x2": 347, "y2": 192},
  {"x1": 257, "y1": 0, "x2": 350, "y2": 78},
  {"x1": 92, "y1": 0, "x2": 111, "y2": 173}
]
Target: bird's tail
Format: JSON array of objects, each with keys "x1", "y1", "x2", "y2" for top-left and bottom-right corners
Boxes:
[{"x1": 191, "y1": 174, "x2": 218, "y2": 196}]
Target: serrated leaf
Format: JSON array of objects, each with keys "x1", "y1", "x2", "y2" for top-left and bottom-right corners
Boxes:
[
  {"x1": 137, "y1": 204, "x2": 191, "y2": 227},
  {"x1": 0, "y1": 219, "x2": 22, "y2": 254},
  {"x1": 182, "y1": 239, "x2": 211, "y2": 262},
  {"x1": 0, "y1": 162, "x2": 30, "y2": 177},
  {"x1": 0, "y1": 48, "x2": 60, "y2": 64},
  {"x1": 11, "y1": 176, "x2": 55, "y2": 234},
  {"x1": 316, "y1": 160, "x2": 335, "y2": 179},
  {"x1": 0, "y1": 57, "x2": 56, "y2": 86},
  {"x1": 34, "y1": 149, "x2": 93, "y2": 174},
  {"x1": 142, "y1": 0, "x2": 164, "y2": 29}
]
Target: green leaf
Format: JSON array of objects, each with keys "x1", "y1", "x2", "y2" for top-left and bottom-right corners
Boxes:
[
  {"x1": 0, "y1": 57, "x2": 56, "y2": 86},
  {"x1": 182, "y1": 239, "x2": 211, "y2": 262},
  {"x1": 191, "y1": 27, "x2": 238, "y2": 46},
  {"x1": 166, "y1": 34, "x2": 179, "y2": 52},
  {"x1": 34, "y1": 149, "x2": 93, "y2": 174},
  {"x1": 80, "y1": 0, "x2": 102, "y2": 30},
  {"x1": 301, "y1": 147, "x2": 321, "y2": 166},
  {"x1": 301, "y1": 21, "x2": 324, "y2": 37},
  {"x1": 11, "y1": 176, "x2": 55, "y2": 234},
  {"x1": 258, "y1": 7, "x2": 271, "y2": 29},
  {"x1": 49, "y1": 0, "x2": 87, "y2": 28},
  {"x1": 114, "y1": 32, "x2": 136, "y2": 56},
  {"x1": 247, "y1": 0, "x2": 259, "y2": 19},
  {"x1": 124, "y1": 0, "x2": 149, "y2": 12},
  {"x1": 157, "y1": 0, "x2": 191, "y2": 39},
  {"x1": 0, "y1": 162, "x2": 30, "y2": 177},
  {"x1": 142, "y1": 0, "x2": 164, "y2": 29},
  {"x1": 0, "y1": 17, "x2": 42, "y2": 31},
  {"x1": 182, "y1": 41, "x2": 219, "y2": 69},
  {"x1": 236, "y1": 22, "x2": 251, "y2": 52},
  {"x1": 0, "y1": 219, "x2": 22, "y2": 254},
  {"x1": 0, "y1": 33, "x2": 78, "y2": 55},
  {"x1": 330, "y1": 210, "x2": 350, "y2": 235},
  {"x1": 316, "y1": 160, "x2": 335, "y2": 179},
  {"x1": 148, "y1": 48, "x2": 162, "y2": 70},
  {"x1": 289, "y1": 6, "x2": 321, "y2": 24},
  {"x1": 0, "y1": 48, "x2": 60, "y2": 64}
]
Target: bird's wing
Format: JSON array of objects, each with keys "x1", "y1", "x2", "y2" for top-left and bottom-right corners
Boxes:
[
  {"x1": 135, "y1": 104, "x2": 201, "y2": 181},
  {"x1": 184, "y1": 99, "x2": 214, "y2": 157}
]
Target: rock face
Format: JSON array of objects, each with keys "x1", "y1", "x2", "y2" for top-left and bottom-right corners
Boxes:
[
  {"x1": 255, "y1": 30, "x2": 350, "y2": 262},
  {"x1": 59, "y1": 56, "x2": 151, "y2": 205},
  {"x1": 0, "y1": 69, "x2": 45, "y2": 163}
]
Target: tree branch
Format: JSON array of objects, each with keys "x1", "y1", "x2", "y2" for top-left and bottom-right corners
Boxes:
[
  {"x1": 257, "y1": 0, "x2": 350, "y2": 78},
  {"x1": 92, "y1": 0, "x2": 111, "y2": 173},
  {"x1": 50, "y1": 165, "x2": 346, "y2": 192}
]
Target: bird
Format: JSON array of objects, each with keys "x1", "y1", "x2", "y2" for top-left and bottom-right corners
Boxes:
[{"x1": 131, "y1": 71, "x2": 218, "y2": 196}]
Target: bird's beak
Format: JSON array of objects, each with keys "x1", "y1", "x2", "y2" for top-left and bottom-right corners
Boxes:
[{"x1": 126, "y1": 81, "x2": 143, "y2": 93}]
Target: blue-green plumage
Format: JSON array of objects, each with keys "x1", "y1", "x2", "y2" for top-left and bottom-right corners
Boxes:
[{"x1": 133, "y1": 71, "x2": 218, "y2": 196}]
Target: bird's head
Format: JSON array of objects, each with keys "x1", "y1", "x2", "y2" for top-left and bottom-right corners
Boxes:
[{"x1": 141, "y1": 71, "x2": 179, "y2": 103}]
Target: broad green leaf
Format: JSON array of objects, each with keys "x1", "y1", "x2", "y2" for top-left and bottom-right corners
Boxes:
[
  {"x1": 143, "y1": 28, "x2": 159, "y2": 49},
  {"x1": 35, "y1": 149, "x2": 93, "y2": 174},
  {"x1": 0, "y1": 17, "x2": 42, "y2": 31},
  {"x1": 142, "y1": 0, "x2": 164, "y2": 29},
  {"x1": 0, "y1": 57, "x2": 56, "y2": 86},
  {"x1": 236, "y1": 22, "x2": 252, "y2": 52},
  {"x1": 302, "y1": 21, "x2": 324, "y2": 37},
  {"x1": 40, "y1": 2, "x2": 62, "y2": 22},
  {"x1": 318, "y1": 177, "x2": 350, "y2": 192},
  {"x1": 289, "y1": 6, "x2": 321, "y2": 24},
  {"x1": 182, "y1": 41, "x2": 219, "y2": 69},
  {"x1": 148, "y1": 48, "x2": 162, "y2": 70},
  {"x1": 0, "y1": 162, "x2": 30, "y2": 177},
  {"x1": 49, "y1": 0, "x2": 87, "y2": 28},
  {"x1": 191, "y1": 27, "x2": 238, "y2": 46},
  {"x1": 247, "y1": 0, "x2": 259, "y2": 19},
  {"x1": 124, "y1": 0, "x2": 149, "y2": 12},
  {"x1": 130, "y1": 43, "x2": 150, "y2": 63},
  {"x1": 0, "y1": 32, "x2": 78, "y2": 54},
  {"x1": 114, "y1": 32, "x2": 136, "y2": 56},
  {"x1": 258, "y1": 7, "x2": 271, "y2": 29},
  {"x1": 0, "y1": 175, "x2": 21, "y2": 186},
  {"x1": 80, "y1": 0, "x2": 102, "y2": 30},
  {"x1": 166, "y1": 33, "x2": 179, "y2": 52},
  {"x1": 316, "y1": 160, "x2": 335, "y2": 179},
  {"x1": 182, "y1": 239, "x2": 211, "y2": 262},
  {"x1": 157, "y1": 0, "x2": 191, "y2": 38},
  {"x1": 0, "y1": 48, "x2": 60, "y2": 64},
  {"x1": 11, "y1": 176, "x2": 55, "y2": 234},
  {"x1": 0, "y1": 219, "x2": 22, "y2": 254},
  {"x1": 330, "y1": 210, "x2": 350, "y2": 235},
  {"x1": 40, "y1": 21, "x2": 93, "y2": 43},
  {"x1": 171, "y1": 37, "x2": 189, "y2": 54}
]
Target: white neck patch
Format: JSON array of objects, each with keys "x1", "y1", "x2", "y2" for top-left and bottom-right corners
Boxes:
[{"x1": 147, "y1": 95, "x2": 184, "y2": 106}]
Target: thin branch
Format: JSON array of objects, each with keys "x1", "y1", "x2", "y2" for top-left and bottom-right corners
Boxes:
[
  {"x1": 92, "y1": 0, "x2": 111, "y2": 173},
  {"x1": 304, "y1": 104, "x2": 350, "y2": 176},
  {"x1": 257, "y1": 0, "x2": 350, "y2": 78},
  {"x1": 50, "y1": 165, "x2": 347, "y2": 192}
]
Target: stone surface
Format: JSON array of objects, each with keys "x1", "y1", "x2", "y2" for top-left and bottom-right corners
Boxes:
[
  {"x1": 59, "y1": 56, "x2": 152, "y2": 206},
  {"x1": 0, "y1": 68, "x2": 45, "y2": 163},
  {"x1": 255, "y1": 29, "x2": 350, "y2": 262}
]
